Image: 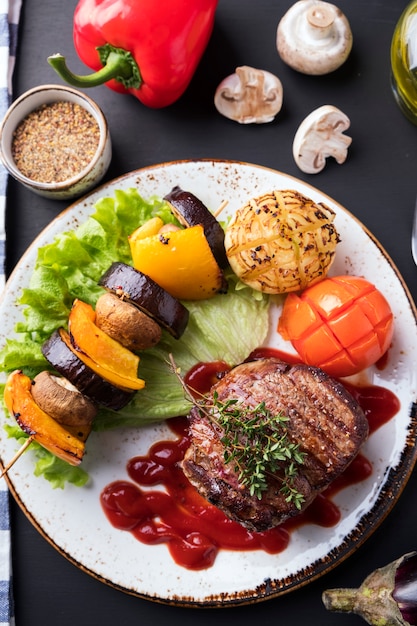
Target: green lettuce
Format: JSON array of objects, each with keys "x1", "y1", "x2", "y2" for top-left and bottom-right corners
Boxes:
[
  {"x1": 0, "y1": 188, "x2": 270, "y2": 486},
  {"x1": 95, "y1": 279, "x2": 270, "y2": 428}
]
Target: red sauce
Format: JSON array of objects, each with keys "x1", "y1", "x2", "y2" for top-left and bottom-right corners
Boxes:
[
  {"x1": 185, "y1": 360, "x2": 230, "y2": 398},
  {"x1": 343, "y1": 382, "x2": 400, "y2": 433},
  {"x1": 100, "y1": 350, "x2": 399, "y2": 571},
  {"x1": 101, "y1": 419, "x2": 291, "y2": 570}
]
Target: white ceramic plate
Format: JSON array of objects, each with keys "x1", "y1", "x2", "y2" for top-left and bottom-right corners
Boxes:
[{"x1": 1, "y1": 160, "x2": 417, "y2": 607}]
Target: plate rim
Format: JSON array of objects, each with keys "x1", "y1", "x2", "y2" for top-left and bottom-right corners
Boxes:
[{"x1": 1, "y1": 158, "x2": 417, "y2": 607}]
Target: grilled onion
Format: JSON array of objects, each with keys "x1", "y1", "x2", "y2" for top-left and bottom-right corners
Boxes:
[{"x1": 224, "y1": 189, "x2": 340, "y2": 294}]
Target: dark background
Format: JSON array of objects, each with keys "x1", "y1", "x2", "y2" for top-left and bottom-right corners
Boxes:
[{"x1": 5, "y1": 1, "x2": 417, "y2": 624}]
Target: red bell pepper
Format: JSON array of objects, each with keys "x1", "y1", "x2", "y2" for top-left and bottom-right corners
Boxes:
[{"x1": 48, "y1": 0, "x2": 218, "y2": 108}]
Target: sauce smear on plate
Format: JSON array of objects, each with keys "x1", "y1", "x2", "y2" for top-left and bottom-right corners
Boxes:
[{"x1": 100, "y1": 350, "x2": 399, "y2": 570}]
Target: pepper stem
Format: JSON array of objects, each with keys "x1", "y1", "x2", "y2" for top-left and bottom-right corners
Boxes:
[{"x1": 48, "y1": 44, "x2": 142, "y2": 90}]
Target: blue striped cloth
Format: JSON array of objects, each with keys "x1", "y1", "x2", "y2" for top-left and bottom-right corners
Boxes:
[{"x1": 1, "y1": 1, "x2": 22, "y2": 625}]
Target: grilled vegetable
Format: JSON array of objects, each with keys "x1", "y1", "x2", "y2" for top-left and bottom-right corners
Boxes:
[
  {"x1": 95, "y1": 292, "x2": 162, "y2": 351},
  {"x1": 129, "y1": 223, "x2": 227, "y2": 301},
  {"x1": 278, "y1": 275, "x2": 394, "y2": 377},
  {"x1": 164, "y1": 186, "x2": 228, "y2": 268},
  {"x1": 42, "y1": 328, "x2": 135, "y2": 410},
  {"x1": 4, "y1": 370, "x2": 86, "y2": 465},
  {"x1": 98, "y1": 262, "x2": 189, "y2": 338},
  {"x1": 322, "y1": 552, "x2": 417, "y2": 626},
  {"x1": 224, "y1": 189, "x2": 340, "y2": 293},
  {"x1": 68, "y1": 298, "x2": 145, "y2": 391},
  {"x1": 31, "y1": 371, "x2": 97, "y2": 434}
]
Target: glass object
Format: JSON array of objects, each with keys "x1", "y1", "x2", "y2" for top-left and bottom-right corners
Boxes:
[{"x1": 391, "y1": 0, "x2": 417, "y2": 124}]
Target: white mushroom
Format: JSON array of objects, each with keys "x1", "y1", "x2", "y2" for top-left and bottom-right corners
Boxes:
[
  {"x1": 277, "y1": 0, "x2": 352, "y2": 75},
  {"x1": 214, "y1": 65, "x2": 283, "y2": 124},
  {"x1": 292, "y1": 104, "x2": 352, "y2": 174}
]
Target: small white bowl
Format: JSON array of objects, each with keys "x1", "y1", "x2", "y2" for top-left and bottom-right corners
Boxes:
[{"x1": 0, "y1": 84, "x2": 112, "y2": 200}]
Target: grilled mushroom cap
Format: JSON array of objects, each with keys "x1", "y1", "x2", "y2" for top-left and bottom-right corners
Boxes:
[
  {"x1": 31, "y1": 371, "x2": 98, "y2": 426},
  {"x1": 95, "y1": 292, "x2": 162, "y2": 351}
]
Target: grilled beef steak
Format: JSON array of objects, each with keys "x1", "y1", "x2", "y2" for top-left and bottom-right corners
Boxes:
[{"x1": 182, "y1": 358, "x2": 369, "y2": 532}]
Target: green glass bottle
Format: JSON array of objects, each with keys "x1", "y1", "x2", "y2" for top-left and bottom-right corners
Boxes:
[{"x1": 391, "y1": 1, "x2": 417, "y2": 124}]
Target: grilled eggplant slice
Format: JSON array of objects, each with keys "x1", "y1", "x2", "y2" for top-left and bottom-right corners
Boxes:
[
  {"x1": 98, "y1": 262, "x2": 189, "y2": 339},
  {"x1": 42, "y1": 329, "x2": 135, "y2": 410},
  {"x1": 164, "y1": 186, "x2": 228, "y2": 269}
]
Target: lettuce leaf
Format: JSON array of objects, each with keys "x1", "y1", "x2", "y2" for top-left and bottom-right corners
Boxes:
[
  {"x1": 15, "y1": 190, "x2": 176, "y2": 337},
  {"x1": 0, "y1": 188, "x2": 270, "y2": 484},
  {"x1": 95, "y1": 278, "x2": 270, "y2": 428}
]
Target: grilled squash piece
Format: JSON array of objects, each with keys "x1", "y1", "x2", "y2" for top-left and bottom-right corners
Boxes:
[{"x1": 4, "y1": 370, "x2": 85, "y2": 466}]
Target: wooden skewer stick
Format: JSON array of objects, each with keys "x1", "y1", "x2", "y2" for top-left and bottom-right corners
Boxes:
[
  {"x1": 0, "y1": 435, "x2": 35, "y2": 479},
  {"x1": 213, "y1": 199, "x2": 229, "y2": 218}
]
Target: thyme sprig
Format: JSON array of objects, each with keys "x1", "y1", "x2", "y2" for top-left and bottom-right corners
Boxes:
[
  {"x1": 169, "y1": 354, "x2": 305, "y2": 505},
  {"x1": 211, "y1": 392, "x2": 305, "y2": 503}
]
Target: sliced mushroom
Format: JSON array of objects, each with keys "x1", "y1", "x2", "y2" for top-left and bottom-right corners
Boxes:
[
  {"x1": 95, "y1": 292, "x2": 162, "y2": 351},
  {"x1": 277, "y1": 1, "x2": 352, "y2": 75},
  {"x1": 214, "y1": 66, "x2": 283, "y2": 124},
  {"x1": 292, "y1": 105, "x2": 352, "y2": 174},
  {"x1": 31, "y1": 371, "x2": 98, "y2": 428}
]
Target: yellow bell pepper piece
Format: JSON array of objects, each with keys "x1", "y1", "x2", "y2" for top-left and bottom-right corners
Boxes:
[
  {"x1": 129, "y1": 223, "x2": 224, "y2": 301},
  {"x1": 130, "y1": 216, "x2": 164, "y2": 240},
  {"x1": 68, "y1": 299, "x2": 145, "y2": 391},
  {"x1": 59, "y1": 329, "x2": 144, "y2": 392}
]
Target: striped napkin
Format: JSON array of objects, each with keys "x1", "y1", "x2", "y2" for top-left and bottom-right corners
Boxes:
[{"x1": 1, "y1": 1, "x2": 22, "y2": 625}]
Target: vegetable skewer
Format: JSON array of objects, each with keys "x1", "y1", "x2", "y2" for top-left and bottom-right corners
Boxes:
[{"x1": 0, "y1": 435, "x2": 34, "y2": 479}]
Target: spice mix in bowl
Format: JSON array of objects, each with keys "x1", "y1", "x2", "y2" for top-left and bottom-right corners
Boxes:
[{"x1": 0, "y1": 84, "x2": 112, "y2": 200}]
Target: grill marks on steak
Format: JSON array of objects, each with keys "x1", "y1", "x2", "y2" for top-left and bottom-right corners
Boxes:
[{"x1": 182, "y1": 358, "x2": 369, "y2": 532}]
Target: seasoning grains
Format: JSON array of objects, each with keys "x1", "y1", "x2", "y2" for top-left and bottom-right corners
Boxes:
[{"x1": 11, "y1": 101, "x2": 100, "y2": 183}]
